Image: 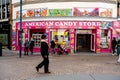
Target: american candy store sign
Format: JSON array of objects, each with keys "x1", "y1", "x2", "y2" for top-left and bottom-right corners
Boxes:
[{"x1": 16, "y1": 21, "x2": 102, "y2": 29}]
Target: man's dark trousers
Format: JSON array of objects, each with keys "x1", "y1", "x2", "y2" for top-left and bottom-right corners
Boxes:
[{"x1": 37, "y1": 56, "x2": 49, "y2": 72}]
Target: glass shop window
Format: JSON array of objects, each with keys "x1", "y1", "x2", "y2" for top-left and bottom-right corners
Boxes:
[
  {"x1": 100, "y1": 29, "x2": 111, "y2": 49},
  {"x1": 51, "y1": 29, "x2": 70, "y2": 48}
]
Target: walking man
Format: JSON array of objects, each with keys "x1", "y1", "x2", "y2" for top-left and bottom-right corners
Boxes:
[
  {"x1": 36, "y1": 34, "x2": 50, "y2": 73},
  {"x1": 112, "y1": 37, "x2": 117, "y2": 55}
]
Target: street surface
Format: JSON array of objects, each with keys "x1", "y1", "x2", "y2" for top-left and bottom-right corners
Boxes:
[{"x1": 0, "y1": 49, "x2": 120, "y2": 80}]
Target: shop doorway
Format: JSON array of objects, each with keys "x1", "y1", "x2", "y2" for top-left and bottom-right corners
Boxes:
[{"x1": 76, "y1": 34, "x2": 91, "y2": 52}]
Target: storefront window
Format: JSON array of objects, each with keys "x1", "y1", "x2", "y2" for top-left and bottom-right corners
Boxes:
[
  {"x1": 51, "y1": 29, "x2": 70, "y2": 48},
  {"x1": 100, "y1": 29, "x2": 110, "y2": 49},
  {"x1": 0, "y1": 34, "x2": 8, "y2": 45}
]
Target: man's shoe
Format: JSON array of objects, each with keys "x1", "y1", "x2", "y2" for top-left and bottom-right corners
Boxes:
[
  {"x1": 112, "y1": 54, "x2": 115, "y2": 55},
  {"x1": 45, "y1": 71, "x2": 51, "y2": 74},
  {"x1": 36, "y1": 67, "x2": 39, "y2": 72}
]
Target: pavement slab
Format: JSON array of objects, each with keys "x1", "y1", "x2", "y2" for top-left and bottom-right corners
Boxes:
[
  {"x1": 28, "y1": 74, "x2": 93, "y2": 80},
  {"x1": 27, "y1": 74, "x2": 120, "y2": 80},
  {"x1": 92, "y1": 74, "x2": 120, "y2": 80}
]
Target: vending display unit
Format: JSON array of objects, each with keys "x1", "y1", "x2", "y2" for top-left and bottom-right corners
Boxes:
[{"x1": 32, "y1": 33, "x2": 41, "y2": 47}]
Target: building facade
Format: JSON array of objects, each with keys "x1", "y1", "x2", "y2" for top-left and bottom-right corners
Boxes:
[
  {"x1": 12, "y1": 0, "x2": 119, "y2": 53},
  {"x1": 0, "y1": 0, "x2": 11, "y2": 49}
]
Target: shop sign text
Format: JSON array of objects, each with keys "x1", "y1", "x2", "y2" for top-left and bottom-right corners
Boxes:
[{"x1": 23, "y1": 21, "x2": 101, "y2": 27}]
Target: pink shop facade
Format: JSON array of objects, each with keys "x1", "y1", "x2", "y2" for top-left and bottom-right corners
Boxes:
[{"x1": 12, "y1": 21, "x2": 113, "y2": 53}]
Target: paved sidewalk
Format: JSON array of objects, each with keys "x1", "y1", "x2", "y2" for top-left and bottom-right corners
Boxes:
[{"x1": 0, "y1": 49, "x2": 120, "y2": 80}]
